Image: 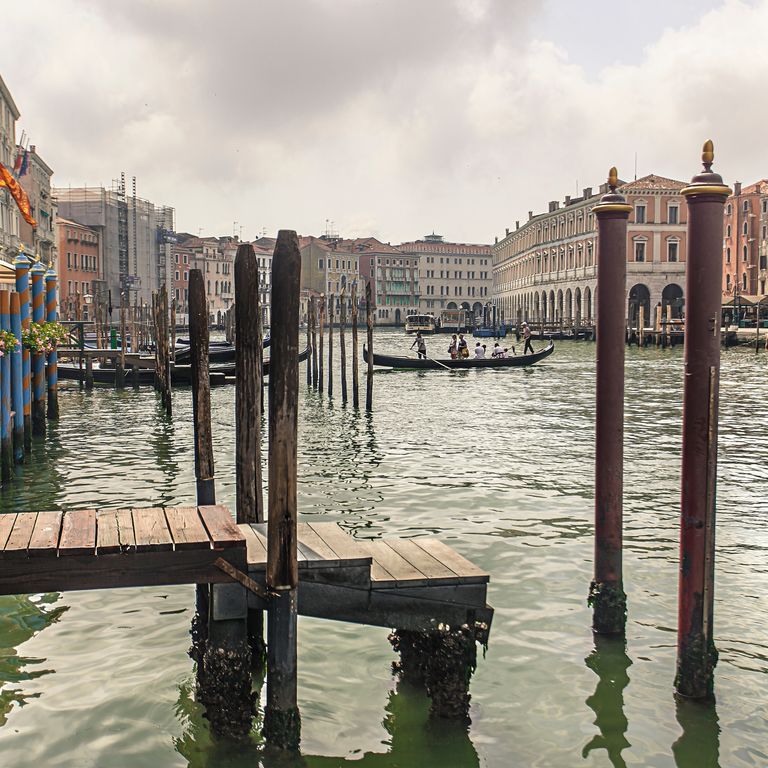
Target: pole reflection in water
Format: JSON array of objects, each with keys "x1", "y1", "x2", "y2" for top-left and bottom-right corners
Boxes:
[
  {"x1": 582, "y1": 635, "x2": 632, "y2": 768},
  {"x1": 172, "y1": 676, "x2": 478, "y2": 768},
  {"x1": 672, "y1": 696, "x2": 720, "y2": 768}
]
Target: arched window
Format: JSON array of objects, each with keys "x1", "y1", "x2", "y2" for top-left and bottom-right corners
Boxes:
[
  {"x1": 743, "y1": 245, "x2": 748, "y2": 261},
  {"x1": 726, "y1": 273, "x2": 731, "y2": 289},
  {"x1": 743, "y1": 220, "x2": 748, "y2": 235},
  {"x1": 726, "y1": 247, "x2": 731, "y2": 263},
  {"x1": 743, "y1": 272, "x2": 748, "y2": 290},
  {"x1": 726, "y1": 224, "x2": 731, "y2": 237}
]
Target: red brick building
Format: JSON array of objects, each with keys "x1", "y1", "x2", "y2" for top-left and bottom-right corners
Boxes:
[{"x1": 57, "y1": 217, "x2": 101, "y2": 320}]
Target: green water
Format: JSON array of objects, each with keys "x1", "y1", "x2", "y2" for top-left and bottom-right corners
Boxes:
[{"x1": 0, "y1": 332, "x2": 765, "y2": 767}]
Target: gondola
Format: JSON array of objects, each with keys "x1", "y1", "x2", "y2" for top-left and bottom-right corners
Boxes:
[
  {"x1": 173, "y1": 337, "x2": 271, "y2": 365},
  {"x1": 362, "y1": 341, "x2": 554, "y2": 369},
  {"x1": 209, "y1": 345, "x2": 310, "y2": 377}
]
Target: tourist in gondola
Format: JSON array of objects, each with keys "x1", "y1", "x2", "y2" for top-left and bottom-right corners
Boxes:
[
  {"x1": 492, "y1": 342, "x2": 503, "y2": 358},
  {"x1": 458, "y1": 334, "x2": 469, "y2": 358},
  {"x1": 474, "y1": 342, "x2": 485, "y2": 359},
  {"x1": 448, "y1": 334, "x2": 458, "y2": 359},
  {"x1": 410, "y1": 332, "x2": 427, "y2": 359},
  {"x1": 522, "y1": 322, "x2": 534, "y2": 354}
]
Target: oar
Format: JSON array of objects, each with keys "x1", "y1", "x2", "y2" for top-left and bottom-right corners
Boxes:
[{"x1": 426, "y1": 355, "x2": 451, "y2": 371}]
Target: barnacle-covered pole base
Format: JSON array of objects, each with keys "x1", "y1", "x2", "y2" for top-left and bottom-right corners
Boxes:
[
  {"x1": 389, "y1": 622, "x2": 483, "y2": 722},
  {"x1": 588, "y1": 580, "x2": 627, "y2": 635}
]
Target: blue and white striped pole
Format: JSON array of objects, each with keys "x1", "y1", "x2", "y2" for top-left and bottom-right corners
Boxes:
[
  {"x1": 30, "y1": 259, "x2": 46, "y2": 436},
  {"x1": 45, "y1": 265, "x2": 59, "y2": 419},
  {"x1": 15, "y1": 250, "x2": 31, "y2": 449},
  {"x1": 0, "y1": 291, "x2": 13, "y2": 480},
  {"x1": 10, "y1": 292, "x2": 24, "y2": 463}
]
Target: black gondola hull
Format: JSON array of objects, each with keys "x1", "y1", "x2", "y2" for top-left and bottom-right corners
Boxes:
[{"x1": 362, "y1": 342, "x2": 554, "y2": 369}]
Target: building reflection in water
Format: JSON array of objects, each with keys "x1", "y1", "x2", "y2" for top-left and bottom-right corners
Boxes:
[{"x1": 582, "y1": 635, "x2": 632, "y2": 768}]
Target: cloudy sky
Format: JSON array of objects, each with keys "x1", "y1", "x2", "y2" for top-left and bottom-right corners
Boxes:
[{"x1": 3, "y1": 0, "x2": 766, "y2": 243}]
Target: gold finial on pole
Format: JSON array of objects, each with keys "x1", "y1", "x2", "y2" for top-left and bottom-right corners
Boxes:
[
  {"x1": 702, "y1": 140, "x2": 714, "y2": 171},
  {"x1": 608, "y1": 167, "x2": 618, "y2": 192}
]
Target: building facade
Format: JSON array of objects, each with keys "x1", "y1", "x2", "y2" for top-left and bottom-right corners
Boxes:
[
  {"x1": 398, "y1": 234, "x2": 492, "y2": 319},
  {"x1": 0, "y1": 75, "x2": 20, "y2": 264},
  {"x1": 492, "y1": 174, "x2": 689, "y2": 326},
  {"x1": 299, "y1": 236, "x2": 360, "y2": 319},
  {"x1": 723, "y1": 180, "x2": 768, "y2": 307},
  {"x1": 174, "y1": 235, "x2": 234, "y2": 325},
  {"x1": 19, "y1": 145, "x2": 56, "y2": 265},
  {"x1": 55, "y1": 184, "x2": 174, "y2": 308},
  {"x1": 57, "y1": 217, "x2": 101, "y2": 319}
]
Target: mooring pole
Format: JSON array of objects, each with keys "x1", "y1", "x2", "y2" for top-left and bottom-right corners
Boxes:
[
  {"x1": 306, "y1": 299, "x2": 312, "y2": 387},
  {"x1": 340, "y1": 286, "x2": 348, "y2": 403},
  {"x1": 327, "y1": 293, "x2": 334, "y2": 399},
  {"x1": 675, "y1": 142, "x2": 730, "y2": 700},
  {"x1": 311, "y1": 296, "x2": 318, "y2": 389},
  {"x1": 318, "y1": 296, "x2": 325, "y2": 394},
  {"x1": 590, "y1": 168, "x2": 631, "y2": 635},
  {"x1": 365, "y1": 281, "x2": 373, "y2": 412},
  {"x1": 0, "y1": 292, "x2": 13, "y2": 480},
  {"x1": 235, "y1": 243, "x2": 266, "y2": 665},
  {"x1": 264, "y1": 229, "x2": 301, "y2": 751},
  {"x1": 14, "y1": 252, "x2": 31, "y2": 450},
  {"x1": 10, "y1": 293, "x2": 24, "y2": 463},
  {"x1": 351, "y1": 282, "x2": 359, "y2": 408},
  {"x1": 116, "y1": 290, "x2": 126, "y2": 389},
  {"x1": 30, "y1": 260, "x2": 46, "y2": 436},
  {"x1": 44, "y1": 265, "x2": 59, "y2": 418}
]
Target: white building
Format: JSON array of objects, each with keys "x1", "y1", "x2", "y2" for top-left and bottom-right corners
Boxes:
[{"x1": 0, "y1": 75, "x2": 20, "y2": 264}]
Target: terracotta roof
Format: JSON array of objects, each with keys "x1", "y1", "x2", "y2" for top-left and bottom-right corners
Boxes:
[
  {"x1": 740, "y1": 179, "x2": 768, "y2": 195},
  {"x1": 619, "y1": 173, "x2": 686, "y2": 191}
]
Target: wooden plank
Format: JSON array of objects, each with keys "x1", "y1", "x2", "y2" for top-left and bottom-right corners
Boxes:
[
  {"x1": 362, "y1": 541, "x2": 429, "y2": 587},
  {"x1": 240, "y1": 523, "x2": 267, "y2": 565},
  {"x1": 28, "y1": 511, "x2": 63, "y2": 557},
  {"x1": 59, "y1": 509, "x2": 96, "y2": 557},
  {"x1": 296, "y1": 522, "x2": 341, "y2": 563},
  {"x1": 412, "y1": 539, "x2": 490, "y2": 584},
  {"x1": 198, "y1": 505, "x2": 246, "y2": 549},
  {"x1": 96, "y1": 510, "x2": 121, "y2": 554},
  {"x1": 0, "y1": 514, "x2": 17, "y2": 551},
  {"x1": 3, "y1": 513, "x2": 38, "y2": 558},
  {"x1": 164, "y1": 507, "x2": 210, "y2": 550},
  {"x1": 0, "y1": 547, "x2": 248, "y2": 596},
  {"x1": 384, "y1": 538, "x2": 461, "y2": 585},
  {"x1": 307, "y1": 522, "x2": 369, "y2": 561},
  {"x1": 132, "y1": 508, "x2": 173, "y2": 552},
  {"x1": 115, "y1": 508, "x2": 136, "y2": 552}
]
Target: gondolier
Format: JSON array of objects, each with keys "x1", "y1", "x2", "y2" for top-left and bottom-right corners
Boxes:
[
  {"x1": 410, "y1": 332, "x2": 427, "y2": 359},
  {"x1": 522, "y1": 322, "x2": 534, "y2": 355}
]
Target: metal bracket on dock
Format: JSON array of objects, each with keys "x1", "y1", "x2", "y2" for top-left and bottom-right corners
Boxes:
[{"x1": 214, "y1": 557, "x2": 269, "y2": 601}]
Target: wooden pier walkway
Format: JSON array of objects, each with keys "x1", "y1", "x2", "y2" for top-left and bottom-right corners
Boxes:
[{"x1": 0, "y1": 507, "x2": 493, "y2": 640}]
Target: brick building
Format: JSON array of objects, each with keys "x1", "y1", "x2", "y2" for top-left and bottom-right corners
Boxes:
[{"x1": 57, "y1": 217, "x2": 101, "y2": 320}]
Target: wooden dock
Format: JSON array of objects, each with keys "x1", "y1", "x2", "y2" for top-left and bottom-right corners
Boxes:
[{"x1": 0, "y1": 507, "x2": 493, "y2": 640}]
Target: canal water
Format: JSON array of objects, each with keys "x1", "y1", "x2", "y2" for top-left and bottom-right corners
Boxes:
[{"x1": 0, "y1": 331, "x2": 765, "y2": 768}]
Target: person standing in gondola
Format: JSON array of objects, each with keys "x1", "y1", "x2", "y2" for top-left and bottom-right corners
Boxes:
[
  {"x1": 522, "y1": 321, "x2": 534, "y2": 354},
  {"x1": 457, "y1": 333, "x2": 469, "y2": 358},
  {"x1": 448, "y1": 334, "x2": 458, "y2": 359},
  {"x1": 411, "y1": 331, "x2": 427, "y2": 359}
]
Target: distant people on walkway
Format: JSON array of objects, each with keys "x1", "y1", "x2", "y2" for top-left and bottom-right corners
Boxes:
[
  {"x1": 522, "y1": 322, "x2": 534, "y2": 354},
  {"x1": 448, "y1": 334, "x2": 458, "y2": 359},
  {"x1": 411, "y1": 332, "x2": 427, "y2": 359},
  {"x1": 474, "y1": 342, "x2": 485, "y2": 359},
  {"x1": 458, "y1": 334, "x2": 469, "y2": 358}
]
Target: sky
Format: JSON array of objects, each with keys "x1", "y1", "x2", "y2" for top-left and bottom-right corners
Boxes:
[{"x1": 3, "y1": 0, "x2": 767, "y2": 244}]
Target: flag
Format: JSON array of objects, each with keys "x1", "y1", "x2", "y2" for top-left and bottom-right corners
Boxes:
[
  {"x1": 12, "y1": 149, "x2": 23, "y2": 176},
  {"x1": 0, "y1": 163, "x2": 37, "y2": 227},
  {"x1": 19, "y1": 149, "x2": 29, "y2": 177}
]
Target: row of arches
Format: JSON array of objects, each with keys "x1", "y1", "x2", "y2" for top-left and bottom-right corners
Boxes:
[{"x1": 496, "y1": 283, "x2": 684, "y2": 325}]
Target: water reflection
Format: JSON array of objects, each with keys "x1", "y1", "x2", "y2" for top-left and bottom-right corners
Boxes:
[
  {"x1": 173, "y1": 677, "x2": 478, "y2": 768},
  {"x1": 582, "y1": 635, "x2": 632, "y2": 768},
  {"x1": 0, "y1": 594, "x2": 67, "y2": 727},
  {"x1": 672, "y1": 696, "x2": 720, "y2": 768}
]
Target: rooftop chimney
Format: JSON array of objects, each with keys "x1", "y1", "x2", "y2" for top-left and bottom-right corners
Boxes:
[
  {"x1": 528, "y1": 211, "x2": 534, "y2": 220},
  {"x1": 515, "y1": 221, "x2": 520, "y2": 230},
  {"x1": 505, "y1": 227, "x2": 510, "y2": 236},
  {"x1": 734, "y1": 181, "x2": 742, "y2": 196},
  {"x1": 583, "y1": 187, "x2": 592, "y2": 198},
  {"x1": 564, "y1": 195, "x2": 571, "y2": 205}
]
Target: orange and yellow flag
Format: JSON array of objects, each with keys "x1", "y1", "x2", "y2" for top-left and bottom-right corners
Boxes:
[{"x1": 0, "y1": 162, "x2": 37, "y2": 227}]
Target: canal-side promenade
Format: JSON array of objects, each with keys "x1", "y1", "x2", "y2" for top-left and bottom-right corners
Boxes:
[{"x1": 0, "y1": 335, "x2": 765, "y2": 767}]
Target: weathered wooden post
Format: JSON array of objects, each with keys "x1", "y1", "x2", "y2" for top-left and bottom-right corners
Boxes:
[
  {"x1": 85, "y1": 355, "x2": 94, "y2": 389},
  {"x1": 675, "y1": 142, "x2": 730, "y2": 700},
  {"x1": 0, "y1": 292, "x2": 13, "y2": 479},
  {"x1": 327, "y1": 293, "x2": 334, "y2": 399},
  {"x1": 10, "y1": 293, "x2": 24, "y2": 463},
  {"x1": 235, "y1": 243, "x2": 266, "y2": 665},
  {"x1": 365, "y1": 282, "x2": 374, "y2": 411},
  {"x1": 30, "y1": 260, "x2": 46, "y2": 436},
  {"x1": 318, "y1": 296, "x2": 325, "y2": 393},
  {"x1": 306, "y1": 299, "x2": 312, "y2": 387},
  {"x1": 188, "y1": 267, "x2": 255, "y2": 740},
  {"x1": 162, "y1": 287, "x2": 172, "y2": 414},
  {"x1": 115, "y1": 290, "x2": 126, "y2": 389},
  {"x1": 14, "y1": 252, "x2": 31, "y2": 449},
  {"x1": 263, "y1": 230, "x2": 301, "y2": 750},
  {"x1": 638, "y1": 304, "x2": 645, "y2": 347},
  {"x1": 340, "y1": 286, "x2": 348, "y2": 403},
  {"x1": 351, "y1": 282, "x2": 359, "y2": 408},
  {"x1": 589, "y1": 168, "x2": 631, "y2": 635},
  {"x1": 44, "y1": 265, "x2": 59, "y2": 418},
  {"x1": 311, "y1": 296, "x2": 318, "y2": 389}
]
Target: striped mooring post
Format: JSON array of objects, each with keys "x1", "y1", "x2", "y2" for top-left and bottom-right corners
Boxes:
[
  {"x1": 45, "y1": 264, "x2": 59, "y2": 420},
  {"x1": 0, "y1": 291, "x2": 13, "y2": 480},
  {"x1": 10, "y1": 293, "x2": 24, "y2": 463},
  {"x1": 14, "y1": 251, "x2": 32, "y2": 449},
  {"x1": 30, "y1": 260, "x2": 46, "y2": 436}
]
